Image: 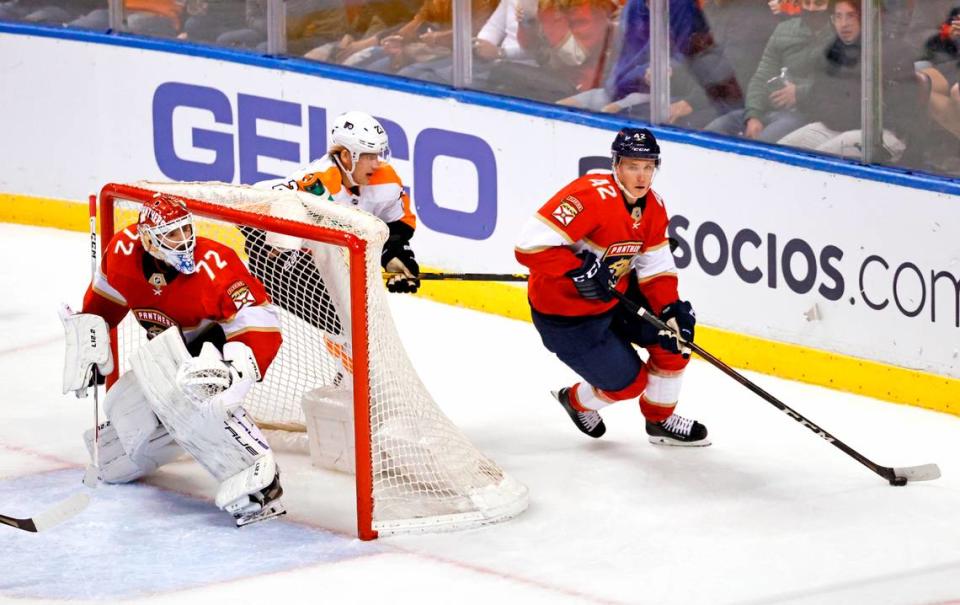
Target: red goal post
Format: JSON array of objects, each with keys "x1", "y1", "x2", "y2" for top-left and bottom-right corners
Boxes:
[{"x1": 95, "y1": 181, "x2": 528, "y2": 540}]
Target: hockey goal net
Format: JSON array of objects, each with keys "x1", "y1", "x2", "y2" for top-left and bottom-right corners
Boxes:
[{"x1": 97, "y1": 181, "x2": 528, "y2": 539}]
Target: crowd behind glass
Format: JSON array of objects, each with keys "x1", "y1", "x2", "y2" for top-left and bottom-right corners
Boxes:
[{"x1": 4, "y1": 0, "x2": 960, "y2": 178}]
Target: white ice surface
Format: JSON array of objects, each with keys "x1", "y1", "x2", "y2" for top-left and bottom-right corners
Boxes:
[{"x1": 1, "y1": 223, "x2": 960, "y2": 605}]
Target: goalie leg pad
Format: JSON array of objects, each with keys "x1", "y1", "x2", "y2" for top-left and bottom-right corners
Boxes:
[
  {"x1": 84, "y1": 421, "x2": 182, "y2": 483},
  {"x1": 131, "y1": 327, "x2": 274, "y2": 482},
  {"x1": 95, "y1": 371, "x2": 183, "y2": 482}
]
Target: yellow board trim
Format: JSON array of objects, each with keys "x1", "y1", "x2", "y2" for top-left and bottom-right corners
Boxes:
[
  {"x1": 416, "y1": 279, "x2": 960, "y2": 417},
  {"x1": 5, "y1": 192, "x2": 958, "y2": 417}
]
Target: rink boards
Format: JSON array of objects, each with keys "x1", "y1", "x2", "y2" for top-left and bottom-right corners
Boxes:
[{"x1": 1, "y1": 24, "x2": 959, "y2": 414}]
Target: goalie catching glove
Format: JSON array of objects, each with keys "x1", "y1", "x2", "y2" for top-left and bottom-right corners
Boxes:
[
  {"x1": 176, "y1": 341, "x2": 261, "y2": 417},
  {"x1": 58, "y1": 303, "x2": 114, "y2": 398},
  {"x1": 657, "y1": 300, "x2": 695, "y2": 359}
]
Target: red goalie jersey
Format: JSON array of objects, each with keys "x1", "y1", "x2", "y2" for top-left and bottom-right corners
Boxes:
[
  {"x1": 515, "y1": 173, "x2": 678, "y2": 317},
  {"x1": 83, "y1": 225, "x2": 283, "y2": 377}
]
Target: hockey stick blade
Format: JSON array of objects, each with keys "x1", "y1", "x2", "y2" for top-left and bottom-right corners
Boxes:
[
  {"x1": 0, "y1": 492, "x2": 90, "y2": 533},
  {"x1": 890, "y1": 464, "x2": 941, "y2": 484},
  {"x1": 606, "y1": 290, "x2": 942, "y2": 486}
]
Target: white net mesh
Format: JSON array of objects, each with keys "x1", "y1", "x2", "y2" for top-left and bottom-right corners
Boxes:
[{"x1": 105, "y1": 181, "x2": 527, "y2": 536}]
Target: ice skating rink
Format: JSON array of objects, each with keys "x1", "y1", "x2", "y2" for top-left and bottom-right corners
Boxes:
[{"x1": 2, "y1": 223, "x2": 959, "y2": 605}]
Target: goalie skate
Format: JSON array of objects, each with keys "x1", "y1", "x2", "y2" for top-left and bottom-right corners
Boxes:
[
  {"x1": 225, "y1": 467, "x2": 287, "y2": 528},
  {"x1": 235, "y1": 498, "x2": 287, "y2": 528}
]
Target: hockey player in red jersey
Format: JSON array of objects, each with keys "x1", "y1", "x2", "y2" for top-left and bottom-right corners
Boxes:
[
  {"x1": 61, "y1": 193, "x2": 287, "y2": 525},
  {"x1": 515, "y1": 127, "x2": 708, "y2": 446}
]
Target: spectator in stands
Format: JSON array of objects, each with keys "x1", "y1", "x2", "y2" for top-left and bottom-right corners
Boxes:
[
  {"x1": 905, "y1": 0, "x2": 953, "y2": 57},
  {"x1": 486, "y1": 0, "x2": 615, "y2": 102},
  {"x1": 777, "y1": 0, "x2": 919, "y2": 162},
  {"x1": 346, "y1": 0, "x2": 497, "y2": 81},
  {"x1": 302, "y1": 0, "x2": 422, "y2": 64},
  {"x1": 704, "y1": 0, "x2": 833, "y2": 143},
  {"x1": 768, "y1": 0, "x2": 800, "y2": 18},
  {"x1": 67, "y1": 0, "x2": 209, "y2": 37},
  {"x1": 923, "y1": 6, "x2": 960, "y2": 68},
  {"x1": 212, "y1": 0, "x2": 352, "y2": 53},
  {"x1": 702, "y1": 0, "x2": 780, "y2": 95},
  {"x1": 0, "y1": 0, "x2": 100, "y2": 26},
  {"x1": 558, "y1": 0, "x2": 742, "y2": 120},
  {"x1": 921, "y1": 65, "x2": 960, "y2": 140}
]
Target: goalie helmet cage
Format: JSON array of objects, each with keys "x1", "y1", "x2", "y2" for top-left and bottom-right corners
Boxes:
[{"x1": 96, "y1": 181, "x2": 528, "y2": 540}]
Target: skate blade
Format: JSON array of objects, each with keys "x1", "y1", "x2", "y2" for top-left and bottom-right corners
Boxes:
[
  {"x1": 648, "y1": 436, "x2": 712, "y2": 447},
  {"x1": 235, "y1": 501, "x2": 286, "y2": 528}
]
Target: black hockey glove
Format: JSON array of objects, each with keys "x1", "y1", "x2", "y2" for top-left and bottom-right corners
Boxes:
[
  {"x1": 566, "y1": 252, "x2": 616, "y2": 302},
  {"x1": 382, "y1": 221, "x2": 420, "y2": 294},
  {"x1": 383, "y1": 248, "x2": 421, "y2": 294},
  {"x1": 657, "y1": 300, "x2": 695, "y2": 358}
]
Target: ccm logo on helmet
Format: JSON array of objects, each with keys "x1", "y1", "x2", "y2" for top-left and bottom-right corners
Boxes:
[{"x1": 152, "y1": 82, "x2": 498, "y2": 240}]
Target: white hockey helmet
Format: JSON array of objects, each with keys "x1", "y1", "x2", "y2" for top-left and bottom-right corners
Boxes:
[
  {"x1": 330, "y1": 111, "x2": 391, "y2": 169},
  {"x1": 138, "y1": 193, "x2": 197, "y2": 274}
]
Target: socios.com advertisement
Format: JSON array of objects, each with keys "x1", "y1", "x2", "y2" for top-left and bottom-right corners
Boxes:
[{"x1": 2, "y1": 32, "x2": 959, "y2": 378}]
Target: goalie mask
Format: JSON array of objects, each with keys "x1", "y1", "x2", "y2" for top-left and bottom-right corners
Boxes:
[
  {"x1": 330, "y1": 111, "x2": 391, "y2": 184},
  {"x1": 138, "y1": 194, "x2": 197, "y2": 274}
]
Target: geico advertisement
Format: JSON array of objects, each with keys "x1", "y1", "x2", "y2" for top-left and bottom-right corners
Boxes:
[{"x1": 1, "y1": 33, "x2": 958, "y2": 375}]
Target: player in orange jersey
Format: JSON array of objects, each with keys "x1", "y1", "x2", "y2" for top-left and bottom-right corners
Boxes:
[
  {"x1": 255, "y1": 110, "x2": 420, "y2": 294},
  {"x1": 61, "y1": 193, "x2": 287, "y2": 526},
  {"x1": 515, "y1": 127, "x2": 708, "y2": 446}
]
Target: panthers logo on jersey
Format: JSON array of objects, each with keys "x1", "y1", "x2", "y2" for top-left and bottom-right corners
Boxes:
[
  {"x1": 602, "y1": 241, "x2": 643, "y2": 281},
  {"x1": 133, "y1": 308, "x2": 178, "y2": 339}
]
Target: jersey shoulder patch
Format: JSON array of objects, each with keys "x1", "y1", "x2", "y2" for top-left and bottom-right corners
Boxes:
[
  {"x1": 226, "y1": 279, "x2": 257, "y2": 311},
  {"x1": 550, "y1": 195, "x2": 584, "y2": 227}
]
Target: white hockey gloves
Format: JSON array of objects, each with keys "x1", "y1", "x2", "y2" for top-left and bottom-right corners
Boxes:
[
  {"x1": 176, "y1": 342, "x2": 259, "y2": 417},
  {"x1": 58, "y1": 303, "x2": 114, "y2": 398}
]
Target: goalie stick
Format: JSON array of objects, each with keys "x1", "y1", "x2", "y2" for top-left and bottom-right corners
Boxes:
[
  {"x1": 0, "y1": 493, "x2": 90, "y2": 533},
  {"x1": 83, "y1": 194, "x2": 101, "y2": 489},
  {"x1": 608, "y1": 289, "x2": 940, "y2": 486}
]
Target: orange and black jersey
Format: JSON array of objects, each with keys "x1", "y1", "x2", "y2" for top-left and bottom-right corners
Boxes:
[{"x1": 256, "y1": 154, "x2": 416, "y2": 265}]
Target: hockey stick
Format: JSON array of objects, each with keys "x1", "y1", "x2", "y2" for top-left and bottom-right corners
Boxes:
[
  {"x1": 383, "y1": 272, "x2": 529, "y2": 282},
  {"x1": 83, "y1": 194, "x2": 100, "y2": 489},
  {"x1": 0, "y1": 493, "x2": 90, "y2": 533},
  {"x1": 609, "y1": 289, "x2": 940, "y2": 486}
]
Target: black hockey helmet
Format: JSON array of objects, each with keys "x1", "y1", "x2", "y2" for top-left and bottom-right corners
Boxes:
[{"x1": 611, "y1": 127, "x2": 661, "y2": 167}]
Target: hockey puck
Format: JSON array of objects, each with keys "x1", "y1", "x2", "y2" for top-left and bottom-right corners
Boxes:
[{"x1": 890, "y1": 477, "x2": 908, "y2": 486}]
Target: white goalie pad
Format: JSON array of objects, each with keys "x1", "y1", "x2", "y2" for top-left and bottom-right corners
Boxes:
[
  {"x1": 58, "y1": 303, "x2": 114, "y2": 397},
  {"x1": 214, "y1": 450, "x2": 277, "y2": 512},
  {"x1": 302, "y1": 386, "x2": 356, "y2": 474},
  {"x1": 130, "y1": 327, "x2": 271, "y2": 482}
]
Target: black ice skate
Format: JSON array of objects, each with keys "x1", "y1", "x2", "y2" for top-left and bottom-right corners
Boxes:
[
  {"x1": 646, "y1": 414, "x2": 710, "y2": 447},
  {"x1": 552, "y1": 388, "x2": 606, "y2": 438},
  {"x1": 233, "y1": 470, "x2": 287, "y2": 528}
]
